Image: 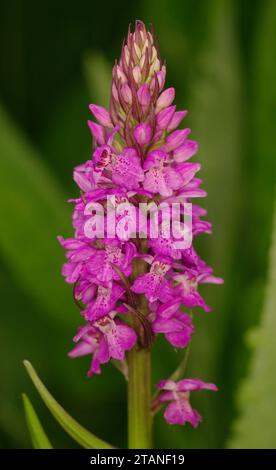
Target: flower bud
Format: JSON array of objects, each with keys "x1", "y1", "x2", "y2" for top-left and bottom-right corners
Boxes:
[
  {"x1": 134, "y1": 123, "x2": 152, "y2": 146},
  {"x1": 164, "y1": 128, "x2": 190, "y2": 152},
  {"x1": 156, "y1": 88, "x2": 175, "y2": 111},
  {"x1": 89, "y1": 104, "x2": 113, "y2": 127},
  {"x1": 173, "y1": 140, "x2": 198, "y2": 162},
  {"x1": 156, "y1": 106, "x2": 176, "y2": 130}
]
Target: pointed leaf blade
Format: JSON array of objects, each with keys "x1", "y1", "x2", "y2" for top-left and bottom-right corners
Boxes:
[
  {"x1": 228, "y1": 191, "x2": 276, "y2": 448},
  {"x1": 23, "y1": 360, "x2": 115, "y2": 449},
  {"x1": 22, "y1": 393, "x2": 53, "y2": 449}
]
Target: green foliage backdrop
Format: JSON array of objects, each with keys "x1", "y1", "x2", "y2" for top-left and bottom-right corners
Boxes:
[{"x1": 0, "y1": 0, "x2": 275, "y2": 448}]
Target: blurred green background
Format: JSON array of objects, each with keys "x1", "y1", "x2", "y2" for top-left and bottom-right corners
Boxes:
[{"x1": 0, "y1": 0, "x2": 276, "y2": 449}]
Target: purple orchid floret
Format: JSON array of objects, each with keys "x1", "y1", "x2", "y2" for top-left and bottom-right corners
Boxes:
[
  {"x1": 131, "y1": 256, "x2": 173, "y2": 302},
  {"x1": 58, "y1": 20, "x2": 222, "y2": 429},
  {"x1": 69, "y1": 312, "x2": 137, "y2": 376},
  {"x1": 156, "y1": 379, "x2": 218, "y2": 427},
  {"x1": 150, "y1": 300, "x2": 194, "y2": 348}
]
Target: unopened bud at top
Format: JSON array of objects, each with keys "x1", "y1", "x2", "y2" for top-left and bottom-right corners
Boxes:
[{"x1": 110, "y1": 20, "x2": 166, "y2": 142}]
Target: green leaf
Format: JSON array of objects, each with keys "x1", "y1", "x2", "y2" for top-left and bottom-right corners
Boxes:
[
  {"x1": 22, "y1": 393, "x2": 53, "y2": 449},
  {"x1": 227, "y1": 191, "x2": 276, "y2": 448},
  {"x1": 250, "y1": 0, "x2": 276, "y2": 270},
  {"x1": 23, "y1": 360, "x2": 115, "y2": 449},
  {"x1": 0, "y1": 104, "x2": 76, "y2": 329},
  {"x1": 170, "y1": 341, "x2": 191, "y2": 382}
]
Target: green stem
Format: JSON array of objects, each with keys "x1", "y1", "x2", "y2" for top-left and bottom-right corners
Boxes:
[{"x1": 127, "y1": 347, "x2": 152, "y2": 449}]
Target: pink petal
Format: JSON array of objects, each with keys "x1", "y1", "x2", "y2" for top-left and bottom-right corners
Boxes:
[
  {"x1": 157, "y1": 299, "x2": 181, "y2": 318},
  {"x1": 89, "y1": 104, "x2": 113, "y2": 127},
  {"x1": 137, "y1": 83, "x2": 151, "y2": 107},
  {"x1": 164, "y1": 400, "x2": 202, "y2": 427},
  {"x1": 176, "y1": 378, "x2": 218, "y2": 392},
  {"x1": 88, "y1": 121, "x2": 106, "y2": 145},
  {"x1": 165, "y1": 328, "x2": 192, "y2": 348},
  {"x1": 167, "y1": 111, "x2": 188, "y2": 131},
  {"x1": 156, "y1": 66, "x2": 166, "y2": 90},
  {"x1": 156, "y1": 106, "x2": 176, "y2": 130},
  {"x1": 121, "y1": 84, "x2": 132, "y2": 104},
  {"x1": 157, "y1": 379, "x2": 176, "y2": 390},
  {"x1": 107, "y1": 323, "x2": 137, "y2": 360},
  {"x1": 114, "y1": 65, "x2": 127, "y2": 83},
  {"x1": 68, "y1": 341, "x2": 95, "y2": 358},
  {"x1": 178, "y1": 162, "x2": 201, "y2": 185},
  {"x1": 156, "y1": 88, "x2": 175, "y2": 111},
  {"x1": 73, "y1": 164, "x2": 94, "y2": 192},
  {"x1": 158, "y1": 391, "x2": 174, "y2": 403},
  {"x1": 164, "y1": 401, "x2": 186, "y2": 425},
  {"x1": 134, "y1": 123, "x2": 152, "y2": 146},
  {"x1": 173, "y1": 140, "x2": 198, "y2": 162},
  {"x1": 57, "y1": 236, "x2": 86, "y2": 250},
  {"x1": 164, "y1": 129, "x2": 191, "y2": 152},
  {"x1": 143, "y1": 149, "x2": 168, "y2": 170},
  {"x1": 61, "y1": 261, "x2": 82, "y2": 284},
  {"x1": 88, "y1": 338, "x2": 110, "y2": 376}
]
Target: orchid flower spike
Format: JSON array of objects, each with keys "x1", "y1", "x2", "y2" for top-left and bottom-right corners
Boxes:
[{"x1": 59, "y1": 20, "x2": 222, "y2": 431}]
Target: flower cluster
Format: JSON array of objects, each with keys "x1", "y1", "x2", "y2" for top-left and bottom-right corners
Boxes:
[{"x1": 59, "y1": 21, "x2": 222, "y2": 427}]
